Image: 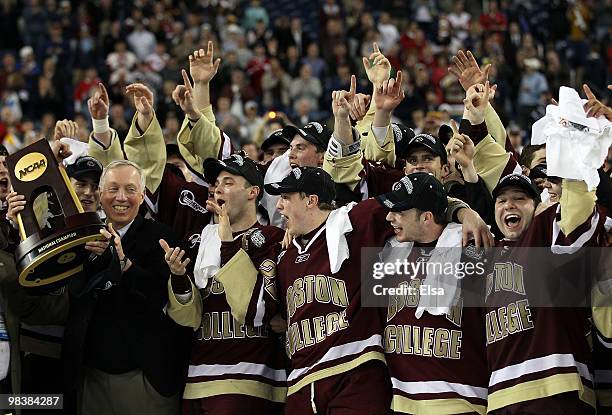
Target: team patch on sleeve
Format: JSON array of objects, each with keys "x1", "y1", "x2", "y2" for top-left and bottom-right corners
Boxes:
[{"x1": 259, "y1": 259, "x2": 277, "y2": 300}]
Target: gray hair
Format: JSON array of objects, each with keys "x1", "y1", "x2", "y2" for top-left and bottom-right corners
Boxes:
[{"x1": 99, "y1": 160, "x2": 146, "y2": 193}]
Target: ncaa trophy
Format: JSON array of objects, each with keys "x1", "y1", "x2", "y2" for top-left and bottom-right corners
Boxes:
[{"x1": 6, "y1": 139, "x2": 106, "y2": 293}]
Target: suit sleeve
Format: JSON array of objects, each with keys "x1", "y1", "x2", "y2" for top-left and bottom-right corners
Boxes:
[
  {"x1": 120, "y1": 225, "x2": 179, "y2": 311},
  {"x1": 123, "y1": 112, "x2": 166, "y2": 194},
  {"x1": 88, "y1": 129, "x2": 125, "y2": 166},
  {"x1": 167, "y1": 278, "x2": 203, "y2": 329}
]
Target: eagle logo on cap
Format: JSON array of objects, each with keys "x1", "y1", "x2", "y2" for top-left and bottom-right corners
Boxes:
[
  {"x1": 399, "y1": 176, "x2": 414, "y2": 194},
  {"x1": 292, "y1": 167, "x2": 302, "y2": 179},
  {"x1": 250, "y1": 229, "x2": 266, "y2": 248},
  {"x1": 87, "y1": 160, "x2": 96, "y2": 167},
  {"x1": 392, "y1": 124, "x2": 402, "y2": 142},
  {"x1": 309, "y1": 122, "x2": 324, "y2": 134},
  {"x1": 232, "y1": 154, "x2": 245, "y2": 166}
]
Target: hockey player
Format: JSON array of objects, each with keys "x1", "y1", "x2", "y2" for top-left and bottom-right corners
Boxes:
[
  {"x1": 377, "y1": 172, "x2": 489, "y2": 414},
  {"x1": 162, "y1": 154, "x2": 287, "y2": 414}
]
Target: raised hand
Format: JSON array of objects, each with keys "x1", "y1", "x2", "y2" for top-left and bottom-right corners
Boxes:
[
  {"x1": 206, "y1": 200, "x2": 233, "y2": 242},
  {"x1": 331, "y1": 75, "x2": 356, "y2": 119},
  {"x1": 53, "y1": 119, "x2": 80, "y2": 141},
  {"x1": 87, "y1": 83, "x2": 110, "y2": 120},
  {"x1": 50, "y1": 140, "x2": 72, "y2": 163},
  {"x1": 373, "y1": 70, "x2": 405, "y2": 113},
  {"x1": 464, "y1": 81, "x2": 495, "y2": 125},
  {"x1": 446, "y1": 120, "x2": 475, "y2": 168},
  {"x1": 159, "y1": 239, "x2": 191, "y2": 275},
  {"x1": 125, "y1": 83, "x2": 154, "y2": 117},
  {"x1": 362, "y1": 42, "x2": 391, "y2": 87},
  {"x1": 583, "y1": 84, "x2": 612, "y2": 121},
  {"x1": 172, "y1": 69, "x2": 200, "y2": 120},
  {"x1": 349, "y1": 93, "x2": 371, "y2": 122},
  {"x1": 189, "y1": 41, "x2": 221, "y2": 85},
  {"x1": 449, "y1": 50, "x2": 491, "y2": 92}
]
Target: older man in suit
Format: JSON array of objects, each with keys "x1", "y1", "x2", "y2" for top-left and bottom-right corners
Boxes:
[{"x1": 65, "y1": 159, "x2": 191, "y2": 415}]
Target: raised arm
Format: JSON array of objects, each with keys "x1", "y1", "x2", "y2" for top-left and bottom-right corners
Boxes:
[
  {"x1": 86, "y1": 82, "x2": 124, "y2": 165},
  {"x1": 357, "y1": 43, "x2": 399, "y2": 166},
  {"x1": 174, "y1": 43, "x2": 227, "y2": 176},
  {"x1": 462, "y1": 82, "x2": 519, "y2": 194},
  {"x1": 123, "y1": 83, "x2": 166, "y2": 193},
  {"x1": 449, "y1": 50, "x2": 506, "y2": 148}
]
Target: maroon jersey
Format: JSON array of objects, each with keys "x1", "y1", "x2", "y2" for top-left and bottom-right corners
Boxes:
[
  {"x1": 484, "y1": 203, "x2": 606, "y2": 413},
  {"x1": 145, "y1": 166, "x2": 213, "y2": 243},
  {"x1": 357, "y1": 159, "x2": 405, "y2": 199},
  {"x1": 274, "y1": 199, "x2": 394, "y2": 396},
  {"x1": 384, "y1": 241, "x2": 489, "y2": 414},
  {"x1": 184, "y1": 224, "x2": 287, "y2": 402}
]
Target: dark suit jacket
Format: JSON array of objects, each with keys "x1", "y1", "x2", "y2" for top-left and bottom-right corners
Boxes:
[{"x1": 63, "y1": 215, "x2": 191, "y2": 397}]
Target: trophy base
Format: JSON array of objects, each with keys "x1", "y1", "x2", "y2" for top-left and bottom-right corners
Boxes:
[{"x1": 16, "y1": 212, "x2": 106, "y2": 294}]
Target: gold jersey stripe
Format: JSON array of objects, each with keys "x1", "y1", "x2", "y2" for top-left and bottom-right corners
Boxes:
[
  {"x1": 287, "y1": 351, "x2": 385, "y2": 396},
  {"x1": 183, "y1": 378, "x2": 287, "y2": 403},
  {"x1": 487, "y1": 372, "x2": 596, "y2": 412},
  {"x1": 216, "y1": 248, "x2": 259, "y2": 325},
  {"x1": 391, "y1": 394, "x2": 486, "y2": 415}
]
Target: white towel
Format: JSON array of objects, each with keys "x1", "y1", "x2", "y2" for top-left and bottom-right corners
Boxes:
[
  {"x1": 531, "y1": 87, "x2": 612, "y2": 190},
  {"x1": 262, "y1": 150, "x2": 291, "y2": 227},
  {"x1": 60, "y1": 137, "x2": 90, "y2": 166},
  {"x1": 193, "y1": 224, "x2": 221, "y2": 289},
  {"x1": 415, "y1": 223, "x2": 464, "y2": 318},
  {"x1": 325, "y1": 202, "x2": 357, "y2": 273}
]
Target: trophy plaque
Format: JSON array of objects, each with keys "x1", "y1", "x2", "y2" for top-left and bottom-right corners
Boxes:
[{"x1": 6, "y1": 139, "x2": 106, "y2": 293}]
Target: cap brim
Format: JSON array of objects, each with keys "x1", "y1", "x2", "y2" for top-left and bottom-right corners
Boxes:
[
  {"x1": 282, "y1": 125, "x2": 323, "y2": 149},
  {"x1": 261, "y1": 135, "x2": 290, "y2": 152},
  {"x1": 375, "y1": 191, "x2": 414, "y2": 212},
  {"x1": 70, "y1": 169, "x2": 102, "y2": 181},
  {"x1": 406, "y1": 141, "x2": 438, "y2": 157},
  {"x1": 493, "y1": 180, "x2": 541, "y2": 202},
  {"x1": 203, "y1": 158, "x2": 243, "y2": 184},
  {"x1": 264, "y1": 182, "x2": 300, "y2": 196}
]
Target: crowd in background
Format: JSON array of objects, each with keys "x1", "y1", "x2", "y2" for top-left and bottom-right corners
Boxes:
[{"x1": 0, "y1": 0, "x2": 610, "y2": 154}]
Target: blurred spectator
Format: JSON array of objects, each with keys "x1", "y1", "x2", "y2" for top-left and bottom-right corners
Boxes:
[
  {"x1": 293, "y1": 97, "x2": 316, "y2": 125},
  {"x1": 262, "y1": 58, "x2": 291, "y2": 111},
  {"x1": 544, "y1": 50, "x2": 570, "y2": 95},
  {"x1": 301, "y1": 43, "x2": 326, "y2": 80},
  {"x1": 289, "y1": 17, "x2": 310, "y2": 56},
  {"x1": 245, "y1": 43, "x2": 269, "y2": 96},
  {"x1": 127, "y1": 20, "x2": 157, "y2": 61},
  {"x1": 106, "y1": 41, "x2": 138, "y2": 74},
  {"x1": 38, "y1": 21, "x2": 71, "y2": 66},
  {"x1": 377, "y1": 12, "x2": 400, "y2": 51},
  {"x1": 145, "y1": 43, "x2": 170, "y2": 73},
  {"x1": 518, "y1": 58, "x2": 548, "y2": 129},
  {"x1": 73, "y1": 68, "x2": 101, "y2": 114},
  {"x1": 479, "y1": 1, "x2": 507, "y2": 34},
  {"x1": 507, "y1": 123, "x2": 524, "y2": 154},
  {"x1": 162, "y1": 113, "x2": 180, "y2": 145},
  {"x1": 240, "y1": 101, "x2": 264, "y2": 142},
  {"x1": 109, "y1": 103, "x2": 129, "y2": 140},
  {"x1": 243, "y1": 0, "x2": 269, "y2": 31},
  {"x1": 220, "y1": 68, "x2": 257, "y2": 107},
  {"x1": 282, "y1": 45, "x2": 302, "y2": 78},
  {"x1": 448, "y1": 0, "x2": 471, "y2": 41},
  {"x1": 290, "y1": 64, "x2": 322, "y2": 112}
]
